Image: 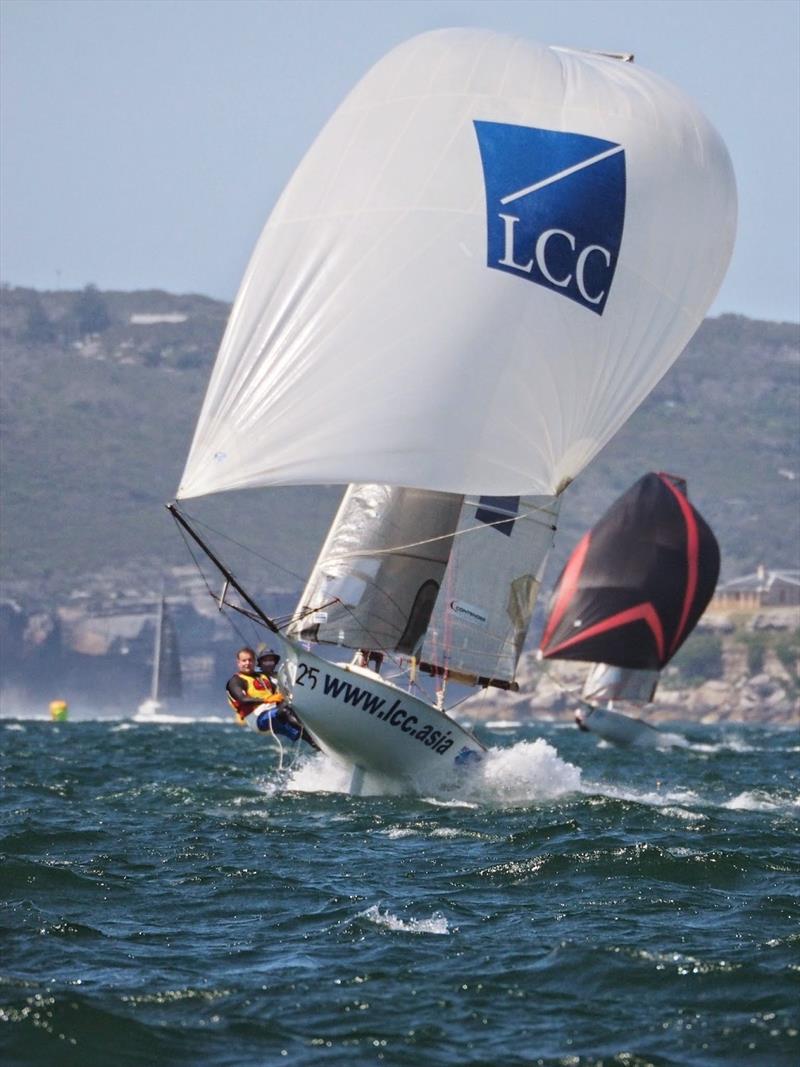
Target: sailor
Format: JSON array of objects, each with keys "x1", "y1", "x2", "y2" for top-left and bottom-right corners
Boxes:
[
  {"x1": 226, "y1": 646, "x2": 318, "y2": 748},
  {"x1": 352, "y1": 648, "x2": 384, "y2": 673},
  {"x1": 574, "y1": 708, "x2": 591, "y2": 732}
]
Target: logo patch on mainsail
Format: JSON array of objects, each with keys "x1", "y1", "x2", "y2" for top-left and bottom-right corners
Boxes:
[
  {"x1": 448, "y1": 600, "x2": 489, "y2": 626},
  {"x1": 474, "y1": 121, "x2": 626, "y2": 315}
]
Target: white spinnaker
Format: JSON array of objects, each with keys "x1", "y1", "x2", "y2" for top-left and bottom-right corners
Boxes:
[{"x1": 177, "y1": 28, "x2": 736, "y2": 501}]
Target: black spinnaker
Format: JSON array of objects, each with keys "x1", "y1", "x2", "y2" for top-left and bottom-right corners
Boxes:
[{"x1": 539, "y1": 473, "x2": 720, "y2": 671}]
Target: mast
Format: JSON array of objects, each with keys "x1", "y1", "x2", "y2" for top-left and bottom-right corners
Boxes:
[{"x1": 150, "y1": 594, "x2": 165, "y2": 702}]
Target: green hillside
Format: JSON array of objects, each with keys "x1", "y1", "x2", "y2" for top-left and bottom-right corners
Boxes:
[
  {"x1": 559, "y1": 314, "x2": 800, "y2": 579},
  {"x1": 1, "y1": 286, "x2": 798, "y2": 607}
]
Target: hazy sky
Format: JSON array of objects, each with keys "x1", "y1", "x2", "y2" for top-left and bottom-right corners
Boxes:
[{"x1": 2, "y1": 0, "x2": 798, "y2": 322}]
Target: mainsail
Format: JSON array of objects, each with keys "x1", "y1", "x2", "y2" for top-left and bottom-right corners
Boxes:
[
  {"x1": 150, "y1": 596, "x2": 182, "y2": 703},
  {"x1": 580, "y1": 663, "x2": 660, "y2": 705},
  {"x1": 290, "y1": 487, "x2": 559, "y2": 687}
]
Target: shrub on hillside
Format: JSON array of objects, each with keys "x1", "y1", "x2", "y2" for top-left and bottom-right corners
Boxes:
[
  {"x1": 74, "y1": 284, "x2": 111, "y2": 335},
  {"x1": 738, "y1": 628, "x2": 800, "y2": 683},
  {"x1": 24, "y1": 297, "x2": 56, "y2": 343},
  {"x1": 670, "y1": 632, "x2": 724, "y2": 685}
]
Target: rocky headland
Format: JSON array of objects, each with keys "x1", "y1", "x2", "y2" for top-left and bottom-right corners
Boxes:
[{"x1": 460, "y1": 606, "x2": 800, "y2": 728}]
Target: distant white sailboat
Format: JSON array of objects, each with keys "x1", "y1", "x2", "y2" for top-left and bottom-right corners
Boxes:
[
  {"x1": 575, "y1": 662, "x2": 664, "y2": 746},
  {"x1": 134, "y1": 595, "x2": 185, "y2": 722},
  {"x1": 167, "y1": 30, "x2": 735, "y2": 790}
]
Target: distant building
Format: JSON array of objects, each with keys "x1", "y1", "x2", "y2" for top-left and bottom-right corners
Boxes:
[
  {"x1": 129, "y1": 312, "x2": 188, "y2": 325},
  {"x1": 712, "y1": 567, "x2": 800, "y2": 609}
]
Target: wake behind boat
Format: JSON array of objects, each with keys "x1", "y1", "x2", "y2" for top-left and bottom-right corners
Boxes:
[{"x1": 167, "y1": 30, "x2": 735, "y2": 791}]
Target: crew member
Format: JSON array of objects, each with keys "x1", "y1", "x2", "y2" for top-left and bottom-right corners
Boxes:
[
  {"x1": 226, "y1": 646, "x2": 317, "y2": 748},
  {"x1": 352, "y1": 648, "x2": 384, "y2": 673}
]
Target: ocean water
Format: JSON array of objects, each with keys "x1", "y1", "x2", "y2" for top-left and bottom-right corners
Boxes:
[{"x1": 1, "y1": 717, "x2": 797, "y2": 1066}]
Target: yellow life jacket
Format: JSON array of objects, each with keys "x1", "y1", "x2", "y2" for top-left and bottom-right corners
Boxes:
[{"x1": 227, "y1": 672, "x2": 284, "y2": 720}]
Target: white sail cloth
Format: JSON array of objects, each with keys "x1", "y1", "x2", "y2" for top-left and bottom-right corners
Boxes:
[
  {"x1": 290, "y1": 485, "x2": 558, "y2": 685},
  {"x1": 289, "y1": 484, "x2": 463, "y2": 653},
  {"x1": 581, "y1": 663, "x2": 660, "y2": 705},
  {"x1": 177, "y1": 28, "x2": 736, "y2": 501}
]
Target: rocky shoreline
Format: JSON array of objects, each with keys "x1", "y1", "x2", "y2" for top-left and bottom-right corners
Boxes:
[
  {"x1": 1, "y1": 593, "x2": 797, "y2": 726},
  {"x1": 461, "y1": 607, "x2": 800, "y2": 728}
]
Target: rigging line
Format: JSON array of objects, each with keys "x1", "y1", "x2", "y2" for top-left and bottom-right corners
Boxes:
[
  {"x1": 265, "y1": 708, "x2": 285, "y2": 772},
  {"x1": 169, "y1": 504, "x2": 280, "y2": 635},
  {"x1": 322, "y1": 503, "x2": 558, "y2": 563},
  {"x1": 173, "y1": 519, "x2": 220, "y2": 603},
  {"x1": 333, "y1": 600, "x2": 395, "y2": 666},
  {"x1": 322, "y1": 575, "x2": 515, "y2": 662},
  {"x1": 213, "y1": 595, "x2": 261, "y2": 650},
  {"x1": 443, "y1": 687, "x2": 488, "y2": 713},
  {"x1": 173, "y1": 518, "x2": 257, "y2": 654},
  {"x1": 227, "y1": 610, "x2": 258, "y2": 652},
  {"x1": 541, "y1": 663, "x2": 584, "y2": 704},
  {"x1": 309, "y1": 588, "x2": 508, "y2": 696},
  {"x1": 289, "y1": 545, "x2": 444, "y2": 649},
  {"x1": 172, "y1": 518, "x2": 261, "y2": 639},
  {"x1": 273, "y1": 598, "x2": 341, "y2": 632},
  {"x1": 176, "y1": 508, "x2": 309, "y2": 587},
  {"x1": 225, "y1": 601, "x2": 276, "y2": 630},
  {"x1": 301, "y1": 572, "x2": 510, "y2": 654}
]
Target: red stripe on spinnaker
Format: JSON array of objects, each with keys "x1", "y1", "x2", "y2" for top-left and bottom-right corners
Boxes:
[
  {"x1": 540, "y1": 532, "x2": 591, "y2": 652},
  {"x1": 543, "y1": 602, "x2": 666, "y2": 664},
  {"x1": 660, "y1": 474, "x2": 699, "y2": 655}
]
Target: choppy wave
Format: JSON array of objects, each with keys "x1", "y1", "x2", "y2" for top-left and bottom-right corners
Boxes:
[
  {"x1": 283, "y1": 737, "x2": 582, "y2": 807},
  {"x1": 2, "y1": 719, "x2": 798, "y2": 1067},
  {"x1": 359, "y1": 905, "x2": 450, "y2": 935},
  {"x1": 724, "y1": 789, "x2": 797, "y2": 812}
]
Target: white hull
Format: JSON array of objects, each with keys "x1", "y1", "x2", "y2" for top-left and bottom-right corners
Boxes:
[
  {"x1": 276, "y1": 638, "x2": 486, "y2": 789},
  {"x1": 133, "y1": 699, "x2": 197, "y2": 723},
  {"x1": 575, "y1": 704, "x2": 664, "y2": 747}
]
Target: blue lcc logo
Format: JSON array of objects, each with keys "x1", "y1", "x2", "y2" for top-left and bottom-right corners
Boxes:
[{"x1": 474, "y1": 122, "x2": 626, "y2": 315}]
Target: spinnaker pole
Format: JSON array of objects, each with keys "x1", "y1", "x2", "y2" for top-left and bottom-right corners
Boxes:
[{"x1": 166, "y1": 503, "x2": 281, "y2": 635}]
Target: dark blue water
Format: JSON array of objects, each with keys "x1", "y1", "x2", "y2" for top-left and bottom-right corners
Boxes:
[{"x1": 1, "y1": 718, "x2": 798, "y2": 1066}]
